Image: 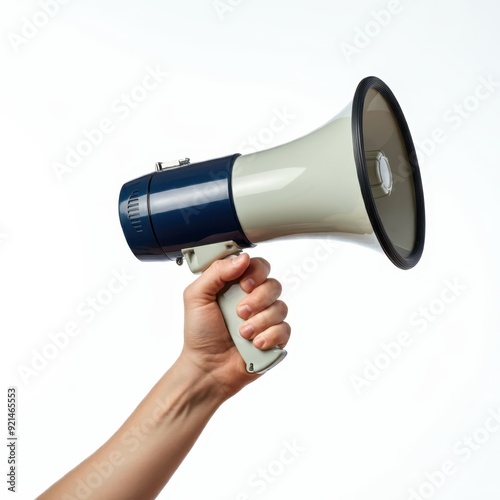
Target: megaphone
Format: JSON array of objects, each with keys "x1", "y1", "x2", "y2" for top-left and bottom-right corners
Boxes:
[{"x1": 118, "y1": 76, "x2": 425, "y2": 374}]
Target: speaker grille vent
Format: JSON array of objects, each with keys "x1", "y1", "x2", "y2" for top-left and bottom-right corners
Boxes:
[{"x1": 127, "y1": 191, "x2": 143, "y2": 233}]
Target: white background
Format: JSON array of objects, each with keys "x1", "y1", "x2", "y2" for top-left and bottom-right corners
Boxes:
[{"x1": 1, "y1": 0, "x2": 499, "y2": 499}]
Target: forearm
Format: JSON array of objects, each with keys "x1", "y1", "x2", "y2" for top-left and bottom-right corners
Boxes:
[
  {"x1": 38, "y1": 255, "x2": 290, "y2": 499},
  {"x1": 38, "y1": 358, "x2": 226, "y2": 500}
]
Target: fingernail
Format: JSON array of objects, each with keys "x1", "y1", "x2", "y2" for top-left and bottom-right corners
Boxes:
[
  {"x1": 237, "y1": 304, "x2": 252, "y2": 319},
  {"x1": 240, "y1": 323, "x2": 254, "y2": 339},
  {"x1": 233, "y1": 254, "x2": 245, "y2": 265},
  {"x1": 242, "y1": 278, "x2": 255, "y2": 291},
  {"x1": 254, "y1": 336, "x2": 265, "y2": 348}
]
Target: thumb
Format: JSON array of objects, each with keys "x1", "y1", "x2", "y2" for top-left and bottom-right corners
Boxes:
[{"x1": 189, "y1": 253, "x2": 251, "y2": 304}]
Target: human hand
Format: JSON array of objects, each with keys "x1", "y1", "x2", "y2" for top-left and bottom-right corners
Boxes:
[{"x1": 179, "y1": 254, "x2": 290, "y2": 400}]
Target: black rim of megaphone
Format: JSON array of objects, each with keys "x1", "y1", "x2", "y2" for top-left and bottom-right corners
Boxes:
[{"x1": 352, "y1": 76, "x2": 425, "y2": 270}]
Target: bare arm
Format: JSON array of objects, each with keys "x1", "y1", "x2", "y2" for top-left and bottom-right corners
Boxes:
[{"x1": 38, "y1": 254, "x2": 290, "y2": 499}]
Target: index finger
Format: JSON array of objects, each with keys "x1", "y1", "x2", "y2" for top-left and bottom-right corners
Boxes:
[{"x1": 238, "y1": 257, "x2": 271, "y2": 293}]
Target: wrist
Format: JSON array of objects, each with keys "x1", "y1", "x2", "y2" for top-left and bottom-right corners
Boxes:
[{"x1": 169, "y1": 354, "x2": 230, "y2": 412}]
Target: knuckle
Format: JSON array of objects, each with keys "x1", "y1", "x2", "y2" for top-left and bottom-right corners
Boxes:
[
  {"x1": 276, "y1": 300, "x2": 288, "y2": 318},
  {"x1": 274, "y1": 322, "x2": 291, "y2": 349},
  {"x1": 256, "y1": 309, "x2": 273, "y2": 332},
  {"x1": 284, "y1": 321, "x2": 291, "y2": 336},
  {"x1": 252, "y1": 257, "x2": 271, "y2": 274},
  {"x1": 183, "y1": 283, "x2": 196, "y2": 302},
  {"x1": 212, "y1": 259, "x2": 226, "y2": 275},
  {"x1": 268, "y1": 278, "x2": 282, "y2": 296},
  {"x1": 254, "y1": 309, "x2": 270, "y2": 330}
]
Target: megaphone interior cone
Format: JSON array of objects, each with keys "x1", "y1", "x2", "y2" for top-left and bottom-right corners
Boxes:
[{"x1": 352, "y1": 76, "x2": 425, "y2": 270}]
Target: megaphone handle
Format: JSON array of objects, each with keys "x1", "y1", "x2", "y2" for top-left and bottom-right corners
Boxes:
[
  {"x1": 217, "y1": 278, "x2": 287, "y2": 374},
  {"x1": 181, "y1": 242, "x2": 287, "y2": 374}
]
